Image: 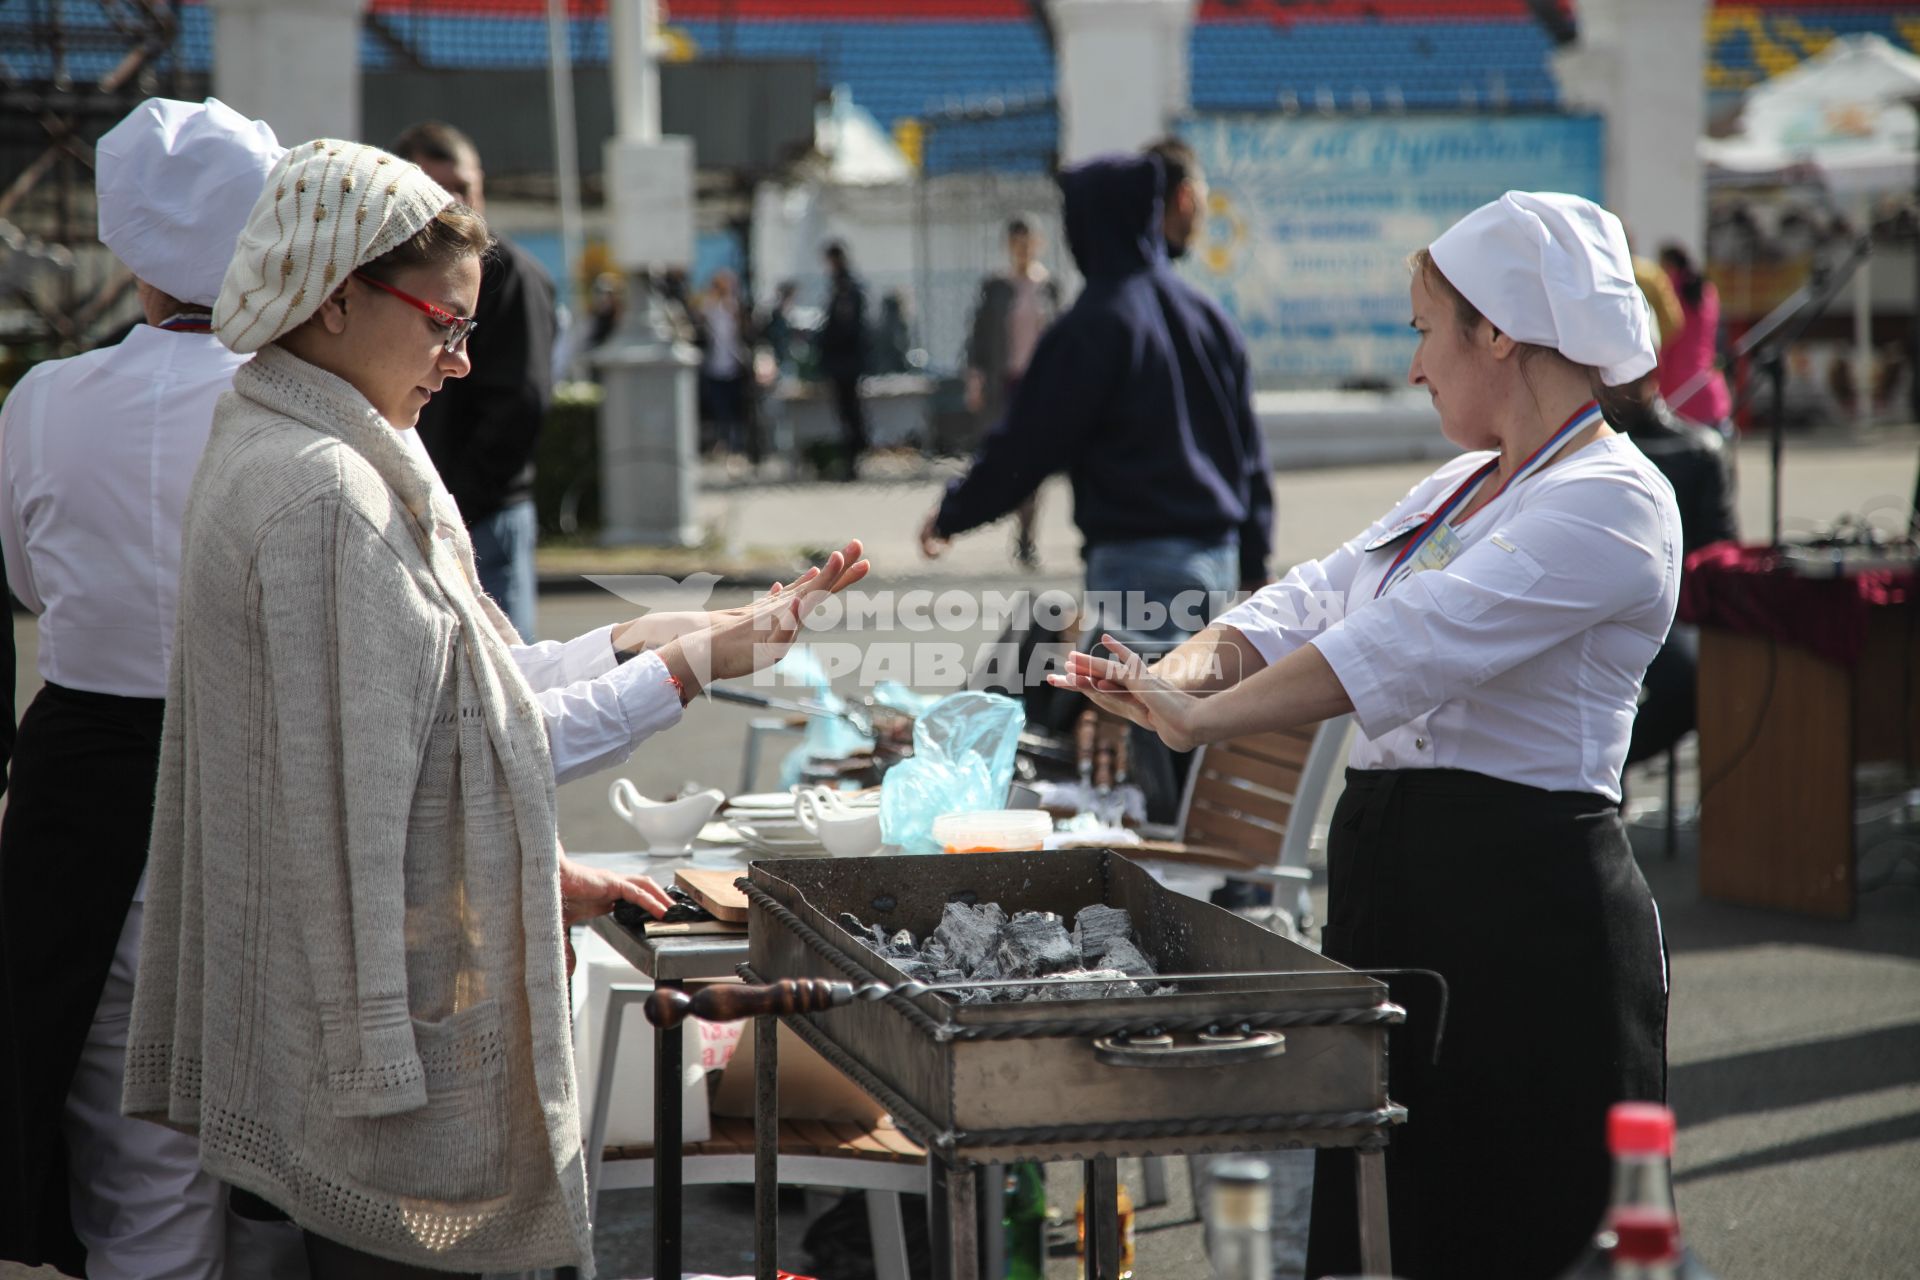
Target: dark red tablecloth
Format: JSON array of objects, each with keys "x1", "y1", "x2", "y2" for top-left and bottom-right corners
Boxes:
[{"x1": 1678, "y1": 541, "x2": 1915, "y2": 668}]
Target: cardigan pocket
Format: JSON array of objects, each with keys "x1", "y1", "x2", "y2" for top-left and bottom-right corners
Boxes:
[{"x1": 346, "y1": 997, "x2": 509, "y2": 1203}]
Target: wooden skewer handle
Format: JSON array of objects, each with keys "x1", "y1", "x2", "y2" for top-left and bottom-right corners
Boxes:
[{"x1": 643, "y1": 978, "x2": 855, "y2": 1029}]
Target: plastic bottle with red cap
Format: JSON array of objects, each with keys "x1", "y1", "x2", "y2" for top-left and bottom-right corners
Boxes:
[{"x1": 1560, "y1": 1102, "x2": 1715, "y2": 1279}]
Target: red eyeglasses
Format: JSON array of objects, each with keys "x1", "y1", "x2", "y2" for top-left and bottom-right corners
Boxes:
[{"x1": 353, "y1": 271, "x2": 478, "y2": 353}]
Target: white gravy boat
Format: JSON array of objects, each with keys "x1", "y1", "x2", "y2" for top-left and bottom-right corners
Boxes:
[
  {"x1": 608, "y1": 779, "x2": 724, "y2": 856},
  {"x1": 795, "y1": 787, "x2": 884, "y2": 856}
]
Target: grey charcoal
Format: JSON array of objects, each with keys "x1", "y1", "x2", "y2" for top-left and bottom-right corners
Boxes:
[
  {"x1": 889, "y1": 928, "x2": 917, "y2": 951},
  {"x1": 1097, "y1": 937, "x2": 1157, "y2": 978},
  {"x1": 922, "y1": 938, "x2": 952, "y2": 968},
  {"x1": 1072, "y1": 905, "x2": 1133, "y2": 962},
  {"x1": 931, "y1": 901, "x2": 1006, "y2": 973},
  {"x1": 969, "y1": 950, "x2": 1007, "y2": 983},
  {"x1": 992, "y1": 912, "x2": 1079, "y2": 977}
]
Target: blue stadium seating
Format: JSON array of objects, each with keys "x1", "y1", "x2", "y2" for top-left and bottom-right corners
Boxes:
[{"x1": 4, "y1": 1, "x2": 1915, "y2": 177}]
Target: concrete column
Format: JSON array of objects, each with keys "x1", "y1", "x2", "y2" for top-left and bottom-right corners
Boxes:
[
  {"x1": 1051, "y1": 0, "x2": 1199, "y2": 164},
  {"x1": 1553, "y1": 0, "x2": 1710, "y2": 258},
  {"x1": 207, "y1": 0, "x2": 367, "y2": 146},
  {"x1": 595, "y1": 0, "x2": 701, "y2": 546}
]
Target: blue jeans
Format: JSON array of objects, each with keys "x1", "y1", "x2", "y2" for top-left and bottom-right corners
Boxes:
[
  {"x1": 470, "y1": 499, "x2": 538, "y2": 640},
  {"x1": 1082, "y1": 534, "x2": 1239, "y2": 649}
]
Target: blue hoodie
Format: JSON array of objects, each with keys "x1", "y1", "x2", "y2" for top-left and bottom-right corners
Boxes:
[{"x1": 935, "y1": 153, "x2": 1274, "y2": 584}]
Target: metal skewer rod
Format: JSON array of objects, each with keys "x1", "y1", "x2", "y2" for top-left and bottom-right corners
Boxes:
[{"x1": 643, "y1": 969, "x2": 1434, "y2": 1028}]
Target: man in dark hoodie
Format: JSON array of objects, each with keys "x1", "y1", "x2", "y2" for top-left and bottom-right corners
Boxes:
[{"x1": 920, "y1": 146, "x2": 1274, "y2": 646}]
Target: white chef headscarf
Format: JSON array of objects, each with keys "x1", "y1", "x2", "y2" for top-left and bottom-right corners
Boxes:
[
  {"x1": 1428, "y1": 191, "x2": 1657, "y2": 387},
  {"x1": 95, "y1": 97, "x2": 285, "y2": 309}
]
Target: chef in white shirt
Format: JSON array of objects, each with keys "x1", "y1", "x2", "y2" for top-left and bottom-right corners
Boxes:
[
  {"x1": 0, "y1": 98, "x2": 298, "y2": 1280},
  {"x1": 1051, "y1": 191, "x2": 1678, "y2": 1280}
]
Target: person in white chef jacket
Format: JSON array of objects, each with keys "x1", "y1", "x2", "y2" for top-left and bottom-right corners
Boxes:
[
  {"x1": 1052, "y1": 191, "x2": 1680, "y2": 1280},
  {"x1": 0, "y1": 99, "x2": 303, "y2": 1278}
]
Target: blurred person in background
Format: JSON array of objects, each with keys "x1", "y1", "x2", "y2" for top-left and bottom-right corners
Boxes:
[
  {"x1": 1657, "y1": 242, "x2": 1732, "y2": 431},
  {"x1": 392, "y1": 121, "x2": 555, "y2": 641},
  {"x1": 759, "y1": 278, "x2": 803, "y2": 376},
  {"x1": 920, "y1": 145, "x2": 1273, "y2": 822},
  {"x1": 818, "y1": 240, "x2": 869, "y2": 479},
  {"x1": 875, "y1": 288, "x2": 914, "y2": 374},
  {"x1": 965, "y1": 216, "x2": 1061, "y2": 569},
  {"x1": 0, "y1": 98, "x2": 302, "y2": 1280},
  {"x1": 698, "y1": 268, "x2": 750, "y2": 458},
  {"x1": 1150, "y1": 134, "x2": 1208, "y2": 260}
]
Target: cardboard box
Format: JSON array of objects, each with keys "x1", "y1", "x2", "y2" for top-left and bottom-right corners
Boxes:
[{"x1": 711, "y1": 1019, "x2": 887, "y2": 1127}]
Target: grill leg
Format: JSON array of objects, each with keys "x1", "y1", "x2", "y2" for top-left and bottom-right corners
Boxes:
[
  {"x1": 755, "y1": 1015, "x2": 780, "y2": 1280},
  {"x1": 978, "y1": 1165, "x2": 1006, "y2": 1280},
  {"x1": 1356, "y1": 1147, "x2": 1392, "y2": 1278},
  {"x1": 1083, "y1": 1157, "x2": 1121, "y2": 1280},
  {"x1": 653, "y1": 979, "x2": 685, "y2": 1280},
  {"x1": 929, "y1": 1158, "x2": 980, "y2": 1280}
]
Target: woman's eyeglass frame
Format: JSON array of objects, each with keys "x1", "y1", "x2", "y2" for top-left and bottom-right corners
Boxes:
[{"x1": 352, "y1": 271, "x2": 478, "y2": 353}]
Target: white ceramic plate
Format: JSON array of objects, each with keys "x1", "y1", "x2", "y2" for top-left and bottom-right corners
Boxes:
[{"x1": 725, "y1": 791, "x2": 800, "y2": 812}]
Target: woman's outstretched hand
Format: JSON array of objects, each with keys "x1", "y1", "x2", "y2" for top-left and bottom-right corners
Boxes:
[
  {"x1": 659, "y1": 539, "x2": 871, "y2": 699},
  {"x1": 1045, "y1": 633, "x2": 1209, "y2": 753}
]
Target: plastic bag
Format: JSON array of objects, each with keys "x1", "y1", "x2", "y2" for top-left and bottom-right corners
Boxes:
[
  {"x1": 878, "y1": 691, "x2": 1026, "y2": 854},
  {"x1": 773, "y1": 647, "x2": 874, "y2": 787}
]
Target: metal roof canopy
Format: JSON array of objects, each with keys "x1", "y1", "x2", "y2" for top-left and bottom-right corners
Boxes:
[{"x1": 361, "y1": 58, "x2": 820, "y2": 180}]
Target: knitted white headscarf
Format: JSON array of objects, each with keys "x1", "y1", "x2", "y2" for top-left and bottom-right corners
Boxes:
[{"x1": 214, "y1": 138, "x2": 452, "y2": 354}]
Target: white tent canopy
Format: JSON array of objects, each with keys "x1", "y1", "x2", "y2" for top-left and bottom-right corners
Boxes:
[{"x1": 1700, "y1": 33, "x2": 1920, "y2": 196}]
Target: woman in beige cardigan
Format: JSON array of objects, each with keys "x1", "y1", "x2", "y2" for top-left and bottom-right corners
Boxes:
[{"x1": 124, "y1": 140, "x2": 866, "y2": 1278}]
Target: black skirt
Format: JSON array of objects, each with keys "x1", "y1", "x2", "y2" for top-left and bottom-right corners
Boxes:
[
  {"x1": 1306, "y1": 768, "x2": 1668, "y2": 1280},
  {"x1": 0, "y1": 682, "x2": 165, "y2": 1273}
]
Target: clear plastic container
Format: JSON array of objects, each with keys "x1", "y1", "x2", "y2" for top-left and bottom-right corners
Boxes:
[{"x1": 931, "y1": 810, "x2": 1052, "y2": 854}]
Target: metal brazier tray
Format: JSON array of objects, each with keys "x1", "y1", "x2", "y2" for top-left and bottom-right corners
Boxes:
[{"x1": 743, "y1": 849, "x2": 1404, "y2": 1166}]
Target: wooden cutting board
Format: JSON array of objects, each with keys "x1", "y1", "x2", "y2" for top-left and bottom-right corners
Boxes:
[{"x1": 675, "y1": 868, "x2": 750, "y2": 923}]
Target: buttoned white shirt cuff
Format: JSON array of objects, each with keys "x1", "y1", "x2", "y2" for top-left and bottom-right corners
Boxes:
[
  {"x1": 539, "y1": 649, "x2": 685, "y2": 786},
  {"x1": 510, "y1": 623, "x2": 620, "y2": 694}
]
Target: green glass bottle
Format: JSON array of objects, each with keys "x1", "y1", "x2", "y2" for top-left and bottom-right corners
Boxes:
[{"x1": 1005, "y1": 1160, "x2": 1048, "y2": 1280}]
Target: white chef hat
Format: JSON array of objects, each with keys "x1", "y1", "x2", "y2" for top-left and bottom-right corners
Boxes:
[
  {"x1": 95, "y1": 98, "x2": 285, "y2": 309},
  {"x1": 214, "y1": 139, "x2": 453, "y2": 354},
  {"x1": 1428, "y1": 191, "x2": 1656, "y2": 387}
]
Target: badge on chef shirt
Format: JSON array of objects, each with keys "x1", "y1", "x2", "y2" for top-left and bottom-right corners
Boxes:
[{"x1": 1381, "y1": 522, "x2": 1465, "y2": 595}]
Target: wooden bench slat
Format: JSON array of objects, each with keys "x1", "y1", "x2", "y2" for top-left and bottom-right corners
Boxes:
[
  {"x1": 1201, "y1": 751, "x2": 1305, "y2": 796},
  {"x1": 827, "y1": 1119, "x2": 896, "y2": 1158},
  {"x1": 788, "y1": 1118, "x2": 842, "y2": 1157},
  {"x1": 1190, "y1": 775, "x2": 1296, "y2": 827}
]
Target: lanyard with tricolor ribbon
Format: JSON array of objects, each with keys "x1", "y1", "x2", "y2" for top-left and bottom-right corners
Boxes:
[{"x1": 1373, "y1": 399, "x2": 1604, "y2": 599}]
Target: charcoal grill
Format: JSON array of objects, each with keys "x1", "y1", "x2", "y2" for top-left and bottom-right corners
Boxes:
[{"x1": 726, "y1": 849, "x2": 1406, "y2": 1279}]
